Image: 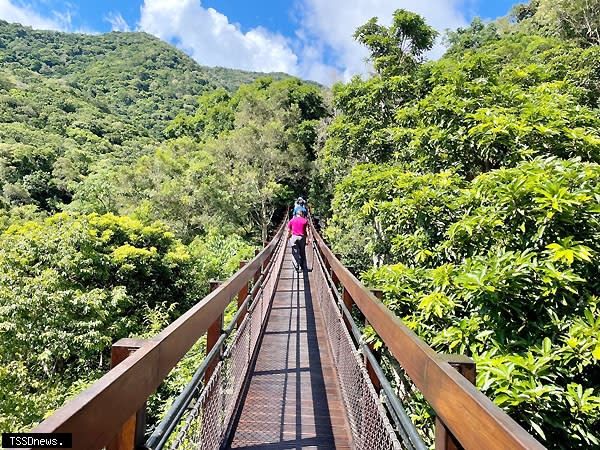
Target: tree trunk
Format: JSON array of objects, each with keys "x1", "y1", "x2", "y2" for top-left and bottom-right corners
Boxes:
[{"x1": 261, "y1": 199, "x2": 268, "y2": 244}]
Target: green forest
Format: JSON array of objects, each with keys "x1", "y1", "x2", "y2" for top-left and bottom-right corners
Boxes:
[{"x1": 1, "y1": 0, "x2": 599, "y2": 448}]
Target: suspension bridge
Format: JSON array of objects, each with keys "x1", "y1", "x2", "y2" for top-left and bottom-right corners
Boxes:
[{"x1": 26, "y1": 220, "x2": 546, "y2": 450}]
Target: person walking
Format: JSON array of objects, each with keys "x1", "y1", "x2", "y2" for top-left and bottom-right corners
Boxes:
[
  {"x1": 287, "y1": 209, "x2": 309, "y2": 272},
  {"x1": 293, "y1": 197, "x2": 308, "y2": 217}
]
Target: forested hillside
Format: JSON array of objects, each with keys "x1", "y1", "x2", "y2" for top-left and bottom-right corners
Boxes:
[
  {"x1": 0, "y1": 21, "x2": 290, "y2": 136},
  {"x1": 318, "y1": 2, "x2": 600, "y2": 448},
  {"x1": 0, "y1": 21, "x2": 328, "y2": 432},
  {"x1": 0, "y1": 21, "x2": 293, "y2": 213},
  {"x1": 2, "y1": 1, "x2": 599, "y2": 447}
]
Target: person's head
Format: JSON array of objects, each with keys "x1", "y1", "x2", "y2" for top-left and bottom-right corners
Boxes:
[{"x1": 297, "y1": 209, "x2": 305, "y2": 217}]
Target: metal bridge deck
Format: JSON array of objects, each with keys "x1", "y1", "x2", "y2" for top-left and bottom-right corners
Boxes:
[{"x1": 227, "y1": 248, "x2": 353, "y2": 449}]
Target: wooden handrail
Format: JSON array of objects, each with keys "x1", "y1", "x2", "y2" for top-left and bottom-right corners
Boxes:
[
  {"x1": 311, "y1": 224, "x2": 545, "y2": 450},
  {"x1": 28, "y1": 222, "x2": 286, "y2": 450}
]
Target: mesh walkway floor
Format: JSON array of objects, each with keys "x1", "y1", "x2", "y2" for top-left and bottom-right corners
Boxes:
[{"x1": 226, "y1": 248, "x2": 353, "y2": 449}]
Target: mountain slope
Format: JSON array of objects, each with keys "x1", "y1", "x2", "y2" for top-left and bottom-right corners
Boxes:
[
  {"x1": 0, "y1": 21, "x2": 289, "y2": 137},
  {"x1": 0, "y1": 21, "x2": 291, "y2": 211}
]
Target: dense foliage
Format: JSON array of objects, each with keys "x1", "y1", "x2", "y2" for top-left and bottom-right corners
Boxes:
[
  {"x1": 320, "y1": 5, "x2": 600, "y2": 449},
  {"x1": 321, "y1": 34, "x2": 600, "y2": 183},
  {"x1": 0, "y1": 21, "x2": 290, "y2": 136},
  {"x1": 3, "y1": 2, "x2": 599, "y2": 447},
  {"x1": 0, "y1": 21, "x2": 291, "y2": 213},
  {"x1": 0, "y1": 213, "x2": 254, "y2": 431},
  {"x1": 153, "y1": 77, "x2": 328, "y2": 241},
  {"x1": 0, "y1": 21, "x2": 325, "y2": 432},
  {"x1": 329, "y1": 159, "x2": 600, "y2": 445}
]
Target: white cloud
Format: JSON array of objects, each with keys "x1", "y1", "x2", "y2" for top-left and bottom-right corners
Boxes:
[
  {"x1": 0, "y1": 0, "x2": 474, "y2": 86},
  {"x1": 139, "y1": 0, "x2": 299, "y2": 75},
  {"x1": 295, "y1": 0, "x2": 471, "y2": 81},
  {"x1": 0, "y1": 0, "x2": 67, "y2": 30},
  {"x1": 105, "y1": 11, "x2": 130, "y2": 32},
  {"x1": 138, "y1": 0, "x2": 473, "y2": 85},
  {"x1": 292, "y1": 36, "x2": 345, "y2": 85}
]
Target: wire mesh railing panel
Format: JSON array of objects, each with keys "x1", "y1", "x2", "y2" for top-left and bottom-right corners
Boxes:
[
  {"x1": 162, "y1": 232, "x2": 286, "y2": 450},
  {"x1": 166, "y1": 362, "x2": 223, "y2": 450},
  {"x1": 199, "y1": 365, "x2": 225, "y2": 450},
  {"x1": 383, "y1": 352, "x2": 436, "y2": 446},
  {"x1": 221, "y1": 322, "x2": 249, "y2": 425},
  {"x1": 247, "y1": 288, "x2": 264, "y2": 365},
  {"x1": 313, "y1": 247, "x2": 402, "y2": 450}
]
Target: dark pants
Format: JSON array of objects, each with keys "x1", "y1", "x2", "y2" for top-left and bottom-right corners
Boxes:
[{"x1": 290, "y1": 235, "x2": 307, "y2": 270}]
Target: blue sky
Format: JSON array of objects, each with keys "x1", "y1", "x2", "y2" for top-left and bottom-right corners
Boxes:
[{"x1": 0, "y1": 0, "x2": 524, "y2": 84}]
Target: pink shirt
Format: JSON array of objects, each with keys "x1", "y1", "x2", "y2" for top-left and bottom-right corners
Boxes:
[{"x1": 288, "y1": 216, "x2": 308, "y2": 236}]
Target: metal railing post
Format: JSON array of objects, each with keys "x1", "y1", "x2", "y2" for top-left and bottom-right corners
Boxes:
[
  {"x1": 341, "y1": 286, "x2": 354, "y2": 333},
  {"x1": 332, "y1": 253, "x2": 342, "y2": 286},
  {"x1": 237, "y1": 261, "x2": 249, "y2": 327},
  {"x1": 205, "y1": 280, "x2": 224, "y2": 383},
  {"x1": 323, "y1": 249, "x2": 331, "y2": 273},
  {"x1": 365, "y1": 289, "x2": 383, "y2": 393},
  {"x1": 435, "y1": 355, "x2": 476, "y2": 450},
  {"x1": 253, "y1": 249, "x2": 260, "y2": 284},
  {"x1": 106, "y1": 338, "x2": 147, "y2": 450}
]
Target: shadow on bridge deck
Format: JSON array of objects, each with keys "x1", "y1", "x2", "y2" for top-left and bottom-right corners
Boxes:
[{"x1": 226, "y1": 247, "x2": 353, "y2": 449}]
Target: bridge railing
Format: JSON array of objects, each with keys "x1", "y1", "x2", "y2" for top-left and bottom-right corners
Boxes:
[
  {"x1": 311, "y1": 223, "x2": 546, "y2": 450},
  {"x1": 27, "y1": 222, "x2": 287, "y2": 450}
]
